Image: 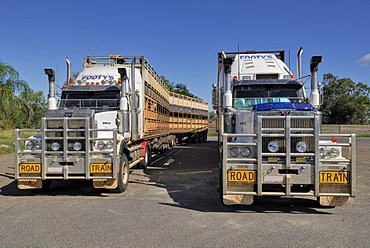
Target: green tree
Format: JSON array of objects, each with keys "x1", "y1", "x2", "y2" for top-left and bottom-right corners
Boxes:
[
  {"x1": 0, "y1": 61, "x2": 29, "y2": 128},
  {"x1": 161, "y1": 76, "x2": 174, "y2": 92},
  {"x1": 15, "y1": 89, "x2": 47, "y2": 128},
  {"x1": 161, "y1": 76, "x2": 197, "y2": 98},
  {"x1": 321, "y1": 73, "x2": 370, "y2": 124},
  {"x1": 0, "y1": 60, "x2": 46, "y2": 128}
]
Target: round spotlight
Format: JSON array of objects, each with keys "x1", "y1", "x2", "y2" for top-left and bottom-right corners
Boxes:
[
  {"x1": 296, "y1": 141, "x2": 307, "y2": 153},
  {"x1": 51, "y1": 142, "x2": 60, "y2": 151},
  {"x1": 73, "y1": 142, "x2": 82, "y2": 151},
  {"x1": 268, "y1": 141, "x2": 279, "y2": 153}
]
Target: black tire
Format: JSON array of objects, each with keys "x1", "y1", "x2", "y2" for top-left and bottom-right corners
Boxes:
[
  {"x1": 138, "y1": 145, "x2": 151, "y2": 169},
  {"x1": 198, "y1": 133, "x2": 203, "y2": 143},
  {"x1": 112, "y1": 153, "x2": 129, "y2": 193},
  {"x1": 203, "y1": 132, "x2": 208, "y2": 142}
]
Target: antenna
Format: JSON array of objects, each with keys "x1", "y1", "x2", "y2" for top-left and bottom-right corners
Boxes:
[{"x1": 237, "y1": 43, "x2": 240, "y2": 80}]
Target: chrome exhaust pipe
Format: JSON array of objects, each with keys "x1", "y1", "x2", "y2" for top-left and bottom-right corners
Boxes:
[
  {"x1": 66, "y1": 57, "x2": 71, "y2": 84},
  {"x1": 297, "y1": 47, "x2": 303, "y2": 80},
  {"x1": 44, "y1": 68, "x2": 57, "y2": 110},
  {"x1": 310, "y1": 56, "x2": 322, "y2": 109}
]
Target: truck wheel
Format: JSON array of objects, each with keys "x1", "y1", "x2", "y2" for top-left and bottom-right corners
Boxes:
[
  {"x1": 198, "y1": 133, "x2": 203, "y2": 143},
  {"x1": 138, "y1": 145, "x2": 151, "y2": 169},
  {"x1": 112, "y1": 153, "x2": 129, "y2": 193},
  {"x1": 203, "y1": 133, "x2": 208, "y2": 142}
]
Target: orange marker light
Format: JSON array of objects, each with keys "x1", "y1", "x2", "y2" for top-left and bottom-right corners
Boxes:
[
  {"x1": 233, "y1": 76, "x2": 238, "y2": 81},
  {"x1": 227, "y1": 136, "x2": 232, "y2": 142},
  {"x1": 331, "y1": 137, "x2": 337, "y2": 143}
]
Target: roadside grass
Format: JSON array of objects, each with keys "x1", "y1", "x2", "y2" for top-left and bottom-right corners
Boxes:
[
  {"x1": 357, "y1": 133, "x2": 370, "y2": 137},
  {"x1": 0, "y1": 129, "x2": 39, "y2": 154},
  {"x1": 0, "y1": 129, "x2": 14, "y2": 154}
]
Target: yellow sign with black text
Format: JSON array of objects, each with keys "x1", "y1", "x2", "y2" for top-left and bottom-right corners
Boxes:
[
  {"x1": 320, "y1": 171, "x2": 350, "y2": 184},
  {"x1": 90, "y1": 163, "x2": 112, "y2": 173},
  {"x1": 227, "y1": 170, "x2": 256, "y2": 183},
  {"x1": 19, "y1": 163, "x2": 41, "y2": 174}
]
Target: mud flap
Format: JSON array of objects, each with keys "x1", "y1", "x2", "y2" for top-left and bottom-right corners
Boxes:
[
  {"x1": 18, "y1": 179, "x2": 42, "y2": 189},
  {"x1": 223, "y1": 194, "x2": 254, "y2": 205},
  {"x1": 319, "y1": 196, "x2": 353, "y2": 207},
  {"x1": 93, "y1": 179, "x2": 118, "y2": 189}
]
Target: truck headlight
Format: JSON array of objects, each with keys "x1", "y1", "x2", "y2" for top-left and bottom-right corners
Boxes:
[
  {"x1": 34, "y1": 140, "x2": 42, "y2": 149},
  {"x1": 73, "y1": 142, "x2": 82, "y2": 151},
  {"x1": 230, "y1": 147, "x2": 240, "y2": 157},
  {"x1": 51, "y1": 142, "x2": 60, "y2": 151},
  {"x1": 25, "y1": 141, "x2": 35, "y2": 150},
  {"x1": 328, "y1": 148, "x2": 340, "y2": 158},
  {"x1": 97, "y1": 141, "x2": 105, "y2": 149},
  {"x1": 296, "y1": 141, "x2": 307, "y2": 153},
  {"x1": 240, "y1": 147, "x2": 251, "y2": 157},
  {"x1": 319, "y1": 148, "x2": 327, "y2": 158},
  {"x1": 106, "y1": 141, "x2": 113, "y2": 149},
  {"x1": 268, "y1": 141, "x2": 279, "y2": 153}
]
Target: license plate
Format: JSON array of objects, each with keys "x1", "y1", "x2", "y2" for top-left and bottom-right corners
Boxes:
[
  {"x1": 90, "y1": 163, "x2": 112, "y2": 173},
  {"x1": 19, "y1": 163, "x2": 41, "y2": 174},
  {"x1": 227, "y1": 170, "x2": 256, "y2": 183},
  {"x1": 320, "y1": 171, "x2": 350, "y2": 184}
]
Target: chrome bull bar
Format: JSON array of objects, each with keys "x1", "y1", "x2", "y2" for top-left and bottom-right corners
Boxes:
[
  {"x1": 15, "y1": 117, "x2": 118, "y2": 180},
  {"x1": 221, "y1": 115, "x2": 356, "y2": 199}
]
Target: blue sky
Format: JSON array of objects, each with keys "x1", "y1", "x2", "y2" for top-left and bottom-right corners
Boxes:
[{"x1": 1, "y1": 0, "x2": 370, "y2": 108}]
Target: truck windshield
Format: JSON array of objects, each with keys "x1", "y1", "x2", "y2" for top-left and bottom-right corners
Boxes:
[
  {"x1": 59, "y1": 91, "x2": 120, "y2": 110},
  {"x1": 232, "y1": 84, "x2": 305, "y2": 110}
]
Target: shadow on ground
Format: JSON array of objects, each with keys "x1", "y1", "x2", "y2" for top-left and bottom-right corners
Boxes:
[{"x1": 140, "y1": 140, "x2": 333, "y2": 215}]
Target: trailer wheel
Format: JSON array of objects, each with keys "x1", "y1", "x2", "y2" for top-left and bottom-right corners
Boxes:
[
  {"x1": 198, "y1": 133, "x2": 203, "y2": 143},
  {"x1": 112, "y1": 153, "x2": 129, "y2": 193},
  {"x1": 138, "y1": 145, "x2": 151, "y2": 169}
]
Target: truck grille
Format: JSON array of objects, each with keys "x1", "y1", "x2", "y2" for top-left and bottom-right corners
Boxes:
[
  {"x1": 259, "y1": 115, "x2": 316, "y2": 153},
  {"x1": 44, "y1": 118, "x2": 87, "y2": 152}
]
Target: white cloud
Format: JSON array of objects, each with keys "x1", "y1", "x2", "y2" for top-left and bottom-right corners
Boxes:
[{"x1": 357, "y1": 54, "x2": 370, "y2": 66}]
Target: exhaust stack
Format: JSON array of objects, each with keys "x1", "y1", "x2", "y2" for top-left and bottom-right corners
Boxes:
[
  {"x1": 66, "y1": 57, "x2": 71, "y2": 84},
  {"x1": 118, "y1": 68, "x2": 130, "y2": 133},
  {"x1": 297, "y1": 47, "x2": 303, "y2": 80},
  {"x1": 221, "y1": 50, "x2": 233, "y2": 133},
  {"x1": 44, "y1": 68, "x2": 57, "y2": 110},
  {"x1": 310, "y1": 56, "x2": 322, "y2": 109},
  {"x1": 221, "y1": 50, "x2": 232, "y2": 110}
]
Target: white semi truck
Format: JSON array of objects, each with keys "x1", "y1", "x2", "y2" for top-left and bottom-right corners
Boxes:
[
  {"x1": 212, "y1": 48, "x2": 356, "y2": 206},
  {"x1": 15, "y1": 55, "x2": 208, "y2": 192}
]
